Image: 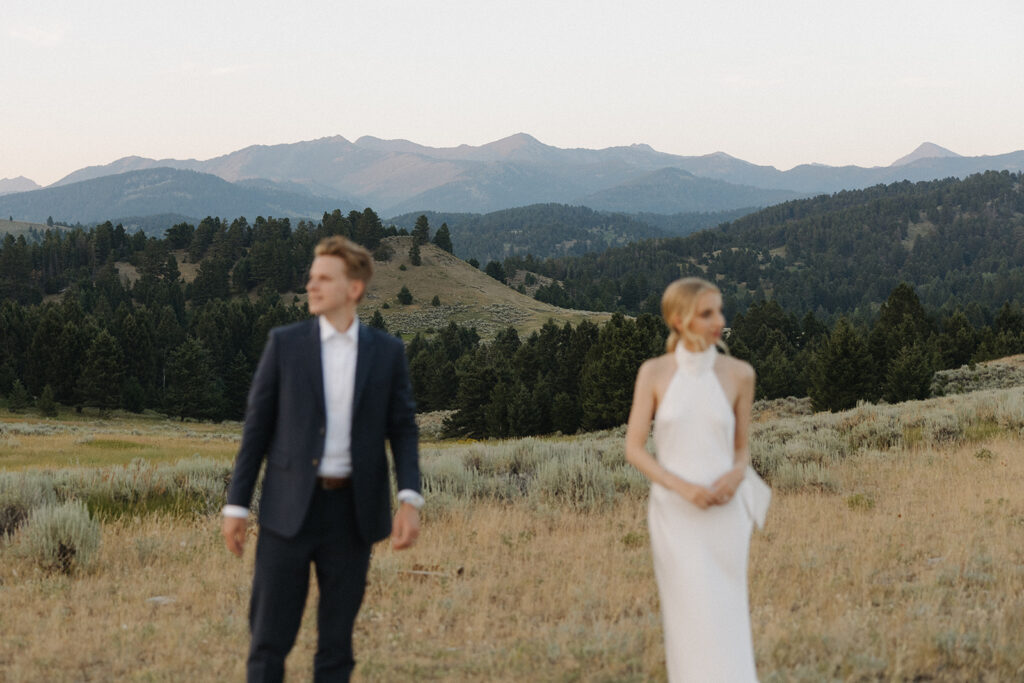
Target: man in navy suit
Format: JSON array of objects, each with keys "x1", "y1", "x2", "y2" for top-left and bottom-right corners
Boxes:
[{"x1": 221, "y1": 235, "x2": 422, "y2": 682}]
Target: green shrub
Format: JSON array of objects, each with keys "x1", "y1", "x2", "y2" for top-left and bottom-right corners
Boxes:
[
  {"x1": 0, "y1": 471, "x2": 57, "y2": 536},
  {"x1": 846, "y1": 493, "x2": 876, "y2": 511},
  {"x1": 530, "y1": 450, "x2": 617, "y2": 512},
  {"x1": 17, "y1": 501, "x2": 101, "y2": 574}
]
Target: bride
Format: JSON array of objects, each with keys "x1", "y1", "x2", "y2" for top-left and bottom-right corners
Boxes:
[{"x1": 625, "y1": 277, "x2": 768, "y2": 682}]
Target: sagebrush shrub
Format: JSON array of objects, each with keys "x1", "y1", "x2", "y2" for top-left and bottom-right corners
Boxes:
[
  {"x1": 17, "y1": 501, "x2": 101, "y2": 574},
  {"x1": 0, "y1": 472, "x2": 57, "y2": 537}
]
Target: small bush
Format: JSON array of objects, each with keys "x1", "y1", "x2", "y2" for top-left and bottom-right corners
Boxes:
[
  {"x1": 846, "y1": 493, "x2": 876, "y2": 511},
  {"x1": 17, "y1": 501, "x2": 101, "y2": 574},
  {"x1": 0, "y1": 471, "x2": 57, "y2": 536},
  {"x1": 530, "y1": 450, "x2": 616, "y2": 512},
  {"x1": 973, "y1": 448, "x2": 995, "y2": 461},
  {"x1": 771, "y1": 461, "x2": 838, "y2": 493}
]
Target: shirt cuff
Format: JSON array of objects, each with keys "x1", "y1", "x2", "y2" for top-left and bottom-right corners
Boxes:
[
  {"x1": 222, "y1": 504, "x2": 249, "y2": 519},
  {"x1": 397, "y1": 489, "x2": 425, "y2": 509}
]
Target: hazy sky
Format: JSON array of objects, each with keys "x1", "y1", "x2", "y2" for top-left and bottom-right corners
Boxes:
[{"x1": 4, "y1": 0, "x2": 1022, "y2": 186}]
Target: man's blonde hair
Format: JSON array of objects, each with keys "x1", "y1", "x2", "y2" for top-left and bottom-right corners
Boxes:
[
  {"x1": 314, "y1": 236, "x2": 374, "y2": 284},
  {"x1": 661, "y1": 277, "x2": 722, "y2": 353}
]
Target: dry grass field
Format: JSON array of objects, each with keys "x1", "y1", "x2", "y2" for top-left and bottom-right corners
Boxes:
[{"x1": 1, "y1": 386, "x2": 1023, "y2": 681}]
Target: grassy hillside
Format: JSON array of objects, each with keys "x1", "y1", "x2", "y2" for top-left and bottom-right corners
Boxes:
[
  {"x1": 0, "y1": 218, "x2": 57, "y2": 238},
  {"x1": 351, "y1": 236, "x2": 612, "y2": 338}
]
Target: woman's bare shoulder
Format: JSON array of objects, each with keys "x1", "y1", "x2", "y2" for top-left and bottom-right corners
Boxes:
[
  {"x1": 718, "y1": 354, "x2": 756, "y2": 382},
  {"x1": 639, "y1": 353, "x2": 674, "y2": 378}
]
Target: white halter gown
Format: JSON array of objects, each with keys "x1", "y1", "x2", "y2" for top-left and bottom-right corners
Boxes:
[{"x1": 649, "y1": 343, "x2": 758, "y2": 682}]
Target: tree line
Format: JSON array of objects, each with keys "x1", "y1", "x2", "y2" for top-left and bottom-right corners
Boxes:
[
  {"x1": 0, "y1": 208, "x2": 453, "y2": 420},
  {"x1": 3, "y1": 187, "x2": 1023, "y2": 428},
  {"x1": 501, "y1": 171, "x2": 1024, "y2": 318},
  {"x1": 398, "y1": 282, "x2": 1024, "y2": 437}
]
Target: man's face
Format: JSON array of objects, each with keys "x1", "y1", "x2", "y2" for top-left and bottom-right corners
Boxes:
[{"x1": 306, "y1": 255, "x2": 364, "y2": 317}]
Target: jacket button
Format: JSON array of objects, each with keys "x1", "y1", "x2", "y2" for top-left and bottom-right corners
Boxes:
[
  {"x1": 319, "y1": 427, "x2": 325, "y2": 435},
  {"x1": 312, "y1": 459, "x2": 319, "y2": 466}
]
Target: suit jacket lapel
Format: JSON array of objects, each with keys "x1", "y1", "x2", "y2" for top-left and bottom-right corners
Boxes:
[
  {"x1": 353, "y1": 323, "x2": 375, "y2": 416},
  {"x1": 304, "y1": 318, "x2": 326, "y2": 420}
]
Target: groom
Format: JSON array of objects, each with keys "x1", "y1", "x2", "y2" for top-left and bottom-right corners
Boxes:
[{"x1": 221, "y1": 235, "x2": 423, "y2": 682}]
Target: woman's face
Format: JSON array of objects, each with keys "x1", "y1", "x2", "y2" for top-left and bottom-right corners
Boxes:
[{"x1": 685, "y1": 290, "x2": 725, "y2": 348}]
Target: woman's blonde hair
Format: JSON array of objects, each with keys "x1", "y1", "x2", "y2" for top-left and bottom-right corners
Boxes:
[{"x1": 661, "y1": 277, "x2": 723, "y2": 353}]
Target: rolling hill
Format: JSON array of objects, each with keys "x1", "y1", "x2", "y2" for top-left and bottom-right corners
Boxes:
[
  {"x1": 353, "y1": 237, "x2": 612, "y2": 338},
  {"x1": 0, "y1": 168, "x2": 353, "y2": 225}
]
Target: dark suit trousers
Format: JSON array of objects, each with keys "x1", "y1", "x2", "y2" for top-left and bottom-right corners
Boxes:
[{"x1": 247, "y1": 486, "x2": 372, "y2": 683}]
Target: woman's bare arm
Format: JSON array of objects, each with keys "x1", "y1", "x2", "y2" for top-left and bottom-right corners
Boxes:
[
  {"x1": 710, "y1": 360, "x2": 755, "y2": 504},
  {"x1": 626, "y1": 359, "x2": 715, "y2": 509}
]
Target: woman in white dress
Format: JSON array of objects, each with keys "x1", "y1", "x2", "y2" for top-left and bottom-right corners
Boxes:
[{"x1": 625, "y1": 277, "x2": 763, "y2": 682}]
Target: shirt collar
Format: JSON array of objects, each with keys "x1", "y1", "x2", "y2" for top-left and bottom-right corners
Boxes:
[{"x1": 319, "y1": 315, "x2": 360, "y2": 344}]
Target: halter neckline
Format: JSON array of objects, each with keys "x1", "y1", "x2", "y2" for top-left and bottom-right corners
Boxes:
[{"x1": 674, "y1": 342, "x2": 717, "y2": 375}]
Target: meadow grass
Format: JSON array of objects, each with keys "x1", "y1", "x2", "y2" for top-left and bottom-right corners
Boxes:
[{"x1": 1, "y1": 388, "x2": 1023, "y2": 680}]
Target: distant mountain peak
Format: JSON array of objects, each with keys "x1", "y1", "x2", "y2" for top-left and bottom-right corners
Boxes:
[
  {"x1": 485, "y1": 132, "x2": 544, "y2": 150},
  {"x1": 0, "y1": 176, "x2": 43, "y2": 195},
  {"x1": 891, "y1": 142, "x2": 961, "y2": 167}
]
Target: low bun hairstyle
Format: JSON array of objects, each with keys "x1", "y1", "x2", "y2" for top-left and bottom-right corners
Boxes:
[{"x1": 661, "y1": 277, "x2": 723, "y2": 353}]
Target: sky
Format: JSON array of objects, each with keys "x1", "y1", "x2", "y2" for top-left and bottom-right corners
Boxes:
[{"x1": 4, "y1": 0, "x2": 1023, "y2": 186}]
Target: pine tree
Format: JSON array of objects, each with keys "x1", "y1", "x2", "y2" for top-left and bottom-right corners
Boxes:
[
  {"x1": 412, "y1": 215, "x2": 430, "y2": 245},
  {"x1": 164, "y1": 337, "x2": 223, "y2": 420},
  {"x1": 757, "y1": 343, "x2": 800, "y2": 399},
  {"x1": 7, "y1": 379, "x2": 30, "y2": 412},
  {"x1": 443, "y1": 350, "x2": 498, "y2": 438},
  {"x1": 397, "y1": 286, "x2": 413, "y2": 305},
  {"x1": 122, "y1": 376, "x2": 146, "y2": 413},
  {"x1": 550, "y1": 391, "x2": 581, "y2": 434},
  {"x1": 222, "y1": 351, "x2": 252, "y2": 421},
  {"x1": 579, "y1": 314, "x2": 655, "y2": 431},
  {"x1": 883, "y1": 344, "x2": 934, "y2": 403},
  {"x1": 76, "y1": 329, "x2": 125, "y2": 412},
  {"x1": 409, "y1": 242, "x2": 421, "y2": 266},
  {"x1": 36, "y1": 384, "x2": 58, "y2": 417},
  {"x1": 368, "y1": 310, "x2": 388, "y2": 332},
  {"x1": 808, "y1": 318, "x2": 875, "y2": 411},
  {"x1": 432, "y1": 223, "x2": 453, "y2": 253},
  {"x1": 484, "y1": 261, "x2": 506, "y2": 283}
]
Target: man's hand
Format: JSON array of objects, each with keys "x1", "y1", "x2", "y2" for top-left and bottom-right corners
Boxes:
[
  {"x1": 391, "y1": 503, "x2": 420, "y2": 550},
  {"x1": 222, "y1": 516, "x2": 247, "y2": 557}
]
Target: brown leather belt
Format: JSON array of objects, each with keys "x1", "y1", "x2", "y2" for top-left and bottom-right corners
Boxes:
[{"x1": 317, "y1": 476, "x2": 352, "y2": 490}]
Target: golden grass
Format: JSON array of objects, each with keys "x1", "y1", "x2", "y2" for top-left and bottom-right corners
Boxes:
[
  {"x1": 3, "y1": 386, "x2": 1024, "y2": 680},
  {"x1": 2, "y1": 431, "x2": 1022, "y2": 680}
]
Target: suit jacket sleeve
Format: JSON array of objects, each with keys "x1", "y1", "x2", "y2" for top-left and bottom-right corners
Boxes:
[
  {"x1": 387, "y1": 340, "x2": 421, "y2": 494},
  {"x1": 226, "y1": 330, "x2": 280, "y2": 509}
]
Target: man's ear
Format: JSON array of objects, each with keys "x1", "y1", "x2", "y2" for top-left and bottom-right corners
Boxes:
[{"x1": 349, "y1": 279, "x2": 367, "y2": 303}]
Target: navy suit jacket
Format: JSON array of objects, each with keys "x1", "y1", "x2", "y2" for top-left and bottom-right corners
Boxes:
[{"x1": 226, "y1": 318, "x2": 421, "y2": 544}]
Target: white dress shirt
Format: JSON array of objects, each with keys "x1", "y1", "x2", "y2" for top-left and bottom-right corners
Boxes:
[
  {"x1": 222, "y1": 315, "x2": 423, "y2": 519},
  {"x1": 319, "y1": 314, "x2": 359, "y2": 477}
]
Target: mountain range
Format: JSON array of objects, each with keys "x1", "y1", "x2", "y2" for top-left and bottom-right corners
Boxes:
[{"x1": 3, "y1": 135, "x2": 1023, "y2": 225}]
